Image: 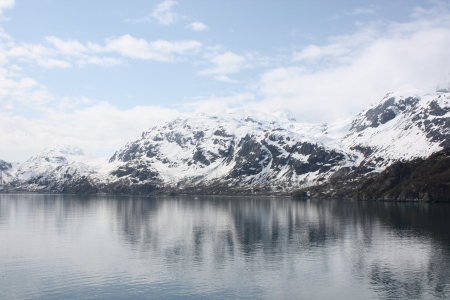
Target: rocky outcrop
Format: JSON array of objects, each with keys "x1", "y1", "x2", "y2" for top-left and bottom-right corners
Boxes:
[
  {"x1": 0, "y1": 160, "x2": 11, "y2": 171},
  {"x1": 293, "y1": 149, "x2": 450, "y2": 202}
]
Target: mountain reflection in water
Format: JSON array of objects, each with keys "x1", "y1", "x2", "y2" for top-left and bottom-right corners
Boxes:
[{"x1": 0, "y1": 194, "x2": 449, "y2": 299}]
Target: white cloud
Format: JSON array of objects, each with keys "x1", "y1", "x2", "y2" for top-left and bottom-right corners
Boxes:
[
  {"x1": 7, "y1": 42, "x2": 73, "y2": 68},
  {"x1": 38, "y1": 58, "x2": 71, "y2": 68},
  {"x1": 8, "y1": 43, "x2": 54, "y2": 61},
  {"x1": 76, "y1": 56, "x2": 121, "y2": 67},
  {"x1": 151, "y1": 39, "x2": 202, "y2": 54},
  {"x1": 346, "y1": 7, "x2": 376, "y2": 16},
  {"x1": 213, "y1": 75, "x2": 239, "y2": 83},
  {"x1": 126, "y1": 0, "x2": 210, "y2": 35},
  {"x1": 293, "y1": 44, "x2": 349, "y2": 62},
  {"x1": 331, "y1": 5, "x2": 377, "y2": 20},
  {"x1": 0, "y1": 67, "x2": 53, "y2": 106},
  {"x1": 0, "y1": 101, "x2": 183, "y2": 159},
  {"x1": 198, "y1": 51, "x2": 270, "y2": 80},
  {"x1": 258, "y1": 11, "x2": 450, "y2": 122},
  {"x1": 124, "y1": 0, "x2": 191, "y2": 25},
  {"x1": 151, "y1": 0, "x2": 179, "y2": 25},
  {"x1": 292, "y1": 26, "x2": 378, "y2": 63},
  {"x1": 44, "y1": 36, "x2": 88, "y2": 56},
  {"x1": 411, "y1": 1, "x2": 450, "y2": 18},
  {"x1": 0, "y1": 0, "x2": 13, "y2": 10},
  {"x1": 187, "y1": 22, "x2": 208, "y2": 31},
  {"x1": 102, "y1": 34, "x2": 202, "y2": 61},
  {"x1": 179, "y1": 93, "x2": 255, "y2": 114},
  {"x1": 4, "y1": 34, "x2": 202, "y2": 67},
  {"x1": 181, "y1": 5, "x2": 450, "y2": 123},
  {"x1": 0, "y1": 2, "x2": 203, "y2": 68},
  {"x1": 0, "y1": 0, "x2": 13, "y2": 18},
  {"x1": 57, "y1": 95, "x2": 95, "y2": 111},
  {"x1": 199, "y1": 51, "x2": 246, "y2": 75},
  {"x1": 103, "y1": 34, "x2": 163, "y2": 60},
  {"x1": 48, "y1": 35, "x2": 203, "y2": 64}
]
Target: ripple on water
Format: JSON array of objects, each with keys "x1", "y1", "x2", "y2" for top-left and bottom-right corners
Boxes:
[{"x1": 0, "y1": 194, "x2": 449, "y2": 299}]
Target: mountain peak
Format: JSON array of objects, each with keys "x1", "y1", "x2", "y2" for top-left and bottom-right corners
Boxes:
[
  {"x1": 436, "y1": 73, "x2": 450, "y2": 93},
  {"x1": 22, "y1": 144, "x2": 98, "y2": 171},
  {"x1": 40, "y1": 144, "x2": 89, "y2": 156},
  {"x1": 384, "y1": 84, "x2": 425, "y2": 100}
]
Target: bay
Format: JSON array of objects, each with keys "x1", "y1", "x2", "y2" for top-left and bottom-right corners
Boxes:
[{"x1": 0, "y1": 194, "x2": 449, "y2": 299}]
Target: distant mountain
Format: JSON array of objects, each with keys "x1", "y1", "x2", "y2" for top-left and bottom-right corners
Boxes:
[
  {"x1": 1, "y1": 85, "x2": 449, "y2": 200},
  {"x1": 1, "y1": 145, "x2": 105, "y2": 192}
]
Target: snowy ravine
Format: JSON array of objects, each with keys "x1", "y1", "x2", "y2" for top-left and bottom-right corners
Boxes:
[{"x1": 1, "y1": 85, "x2": 449, "y2": 195}]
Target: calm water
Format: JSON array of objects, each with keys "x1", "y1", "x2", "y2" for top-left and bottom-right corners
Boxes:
[{"x1": 0, "y1": 194, "x2": 449, "y2": 299}]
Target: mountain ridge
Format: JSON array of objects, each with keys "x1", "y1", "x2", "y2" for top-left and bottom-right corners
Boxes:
[{"x1": 1, "y1": 85, "x2": 449, "y2": 200}]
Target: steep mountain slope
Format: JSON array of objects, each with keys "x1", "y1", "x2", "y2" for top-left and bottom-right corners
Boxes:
[
  {"x1": 337, "y1": 85, "x2": 450, "y2": 170},
  {"x1": 1, "y1": 85, "x2": 449, "y2": 197},
  {"x1": 100, "y1": 86, "x2": 449, "y2": 194},
  {"x1": 0, "y1": 160, "x2": 11, "y2": 171},
  {"x1": 106, "y1": 112, "x2": 353, "y2": 193},
  {"x1": 294, "y1": 148, "x2": 450, "y2": 202},
  {"x1": 0, "y1": 159, "x2": 15, "y2": 186}
]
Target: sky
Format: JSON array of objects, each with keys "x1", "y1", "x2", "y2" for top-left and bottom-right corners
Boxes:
[{"x1": 1, "y1": 0, "x2": 450, "y2": 162}]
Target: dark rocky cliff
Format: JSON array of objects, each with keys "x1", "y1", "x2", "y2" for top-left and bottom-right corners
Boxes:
[{"x1": 294, "y1": 149, "x2": 450, "y2": 202}]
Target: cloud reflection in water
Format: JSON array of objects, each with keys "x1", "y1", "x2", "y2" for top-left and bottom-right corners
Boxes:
[{"x1": 0, "y1": 194, "x2": 449, "y2": 299}]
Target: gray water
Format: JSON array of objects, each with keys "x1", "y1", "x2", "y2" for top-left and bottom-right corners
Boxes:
[{"x1": 0, "y1": 194, "x2": 449, "y2": 299}]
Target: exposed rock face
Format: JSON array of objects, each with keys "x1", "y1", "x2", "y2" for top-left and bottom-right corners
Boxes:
[
  {"x1": 1, "y1": 86, "x2": 449, "y2": 199},
  {"x1": 352, "y1": 96, "x2": 399, "y2": 130},
  {"x1": 356, "y1": 152, "x2": 450, "y2": 202},
  {"x1": 106, "y1": 113, "x2": 351, "y2": 193},
  {"x1": 0, "y1": 160, "x2": 11, "y2": 172},
  {"x1": 341, "y1": 86, "x2": 450, "y2": 170},
  {"x1": 0, "y1": 159, "x2": 13, "y2": 186},
  {"x1": 295, "y1": 149, "x2": 450, "y2": 202}
]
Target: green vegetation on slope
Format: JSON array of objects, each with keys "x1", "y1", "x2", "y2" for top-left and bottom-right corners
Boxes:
[{"x1": 293, "y1": 149, "x2": 450, "y2": 202}]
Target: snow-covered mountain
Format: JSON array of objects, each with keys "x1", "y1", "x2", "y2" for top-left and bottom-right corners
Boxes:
[
  {"x1": 337, "y1": 85, "x2": 449, "y2": 169},
  {"x1": 0, "y1": 159, "x2": 15, "y2": 185},
  {"x1": 1, "y1": 85, "x2": 449, "y2": 195},
  {"x1": 1, "y1": 145, "x2": 105, "y2": 191},
  {"x1": 106, "y1": 111, "x2": 352, "y2": 193}
]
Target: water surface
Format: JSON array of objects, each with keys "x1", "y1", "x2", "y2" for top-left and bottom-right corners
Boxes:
[{"x1": 0, "y1": 194, "x2": 449, "y2": 299}]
